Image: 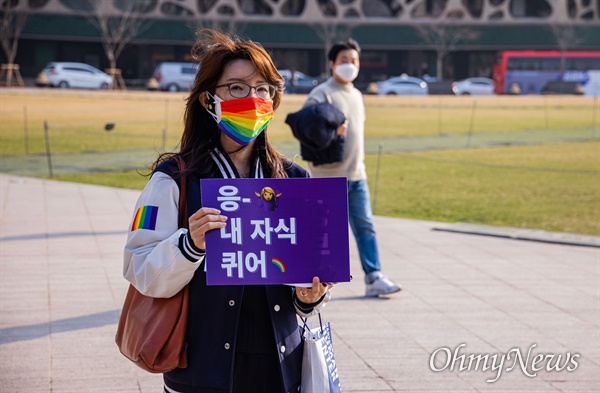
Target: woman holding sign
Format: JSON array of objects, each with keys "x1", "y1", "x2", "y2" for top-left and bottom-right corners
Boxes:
[{"x1": 123, "y1": 29, "x2": 333, "y2": 393}]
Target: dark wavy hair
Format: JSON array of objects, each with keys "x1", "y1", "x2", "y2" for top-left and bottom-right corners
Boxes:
[
  {"x1": 328, "y1": 38, "x2": 361, "y2": 62},
  {"x1": 152, "y1": 29, "x2": 289, "y2": 178}
]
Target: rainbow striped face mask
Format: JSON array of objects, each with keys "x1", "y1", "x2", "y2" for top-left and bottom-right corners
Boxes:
[{"x1": 206, "y1": 92, "x2": 274, "y2": 146}]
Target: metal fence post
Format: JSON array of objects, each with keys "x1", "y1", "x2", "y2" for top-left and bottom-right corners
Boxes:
[
  {"x1": 593, "y1": 95, "x2": 598, "y2": 138},
  {"x1": 373, "y1": 143, "x2": 384, "y2": 214},
  {"x1": 23, "y1": 105, "x2": 29, "y2": 155},
  {"x1": 43, "y1": 120, "x2": 53, "y2": 178},
  {"x1": 467, "y1": 99, "x2": 477, "y2": 148}
]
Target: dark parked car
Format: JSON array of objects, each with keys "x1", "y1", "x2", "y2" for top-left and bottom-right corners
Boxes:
[{"x1": 541, "y1": 81, "x2": 584, "y2": 95}]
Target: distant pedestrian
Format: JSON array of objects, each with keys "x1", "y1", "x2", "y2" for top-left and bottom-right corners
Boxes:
[
  {"x1": 123, "y1": 29, "x2": 332, "y2": 393},
  {"x1": 301, "y1": 38, "x2": 401, "y2": 297}
]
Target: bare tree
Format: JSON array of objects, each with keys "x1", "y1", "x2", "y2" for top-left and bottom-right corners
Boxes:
[
  {"x1": 0, "y1": 0, "x2": 27, "y2": 87},
  {"x1": 414, "y1": 22, "x2": 479, "y2": 81},
  {"x1": 548, "y1": 23, "x2": 586, "y2": 72},
  {"x1": 85, "y1": 0, "x2": 152, "y2": 90},
  {"x1": 310, "y1": 22, "x2": 353, "y2": 77}
]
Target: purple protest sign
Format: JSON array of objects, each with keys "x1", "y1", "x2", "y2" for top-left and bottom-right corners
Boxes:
[{"x1": 200, "y1": 177, "x2": 350, "y2": 286}]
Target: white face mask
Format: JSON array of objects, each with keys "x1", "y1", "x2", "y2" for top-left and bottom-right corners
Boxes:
[{"x1": 334, "y1": 63, "x2": 359, "y2": 83}]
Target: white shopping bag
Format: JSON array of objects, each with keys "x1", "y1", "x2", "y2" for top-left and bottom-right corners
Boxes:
[{"x1": 301, "y1": 316, "x2": 341, "y2": 393}]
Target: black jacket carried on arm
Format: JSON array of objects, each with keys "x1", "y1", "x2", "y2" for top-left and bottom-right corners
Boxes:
[{"x1": 285, "y1": 102, "x2": 346, "y2": 166}]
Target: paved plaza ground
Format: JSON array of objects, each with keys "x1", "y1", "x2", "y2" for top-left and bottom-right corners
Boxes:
[{"x1": 0, "y1": 173, "x2": 598, "y2": 392}]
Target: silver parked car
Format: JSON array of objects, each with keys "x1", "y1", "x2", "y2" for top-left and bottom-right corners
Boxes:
[
  {"x1": 376, "y1": 74, "x2": 429, "y2": 95},
  {"x1": 36, "y1": 62, "x2": 112, "y2": 89},
  {"x1": 278, "y1": 69, "x2": 320, "y2": 94},
  {"x1": 147, "y1": 62, "x2": 199, "y2": 92},
  {"x1": 452, "y1": 77, "x2": 494, "y2": 95}
]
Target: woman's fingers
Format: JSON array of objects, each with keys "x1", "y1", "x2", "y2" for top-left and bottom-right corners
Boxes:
[
  {"x1": 188, "y1": 207, "x2": 227, "y2": 249},
  {"x1": 296, "y1": 276, "x2": 334, "y2": 304},
  {"x1": 189, "y1": 207, "x2": 224, "y2": 223},
  {"x1": 312, "y1": 276, "x2": 322, "y2": 289}
]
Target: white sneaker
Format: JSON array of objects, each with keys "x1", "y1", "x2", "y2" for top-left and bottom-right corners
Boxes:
[{"x1": 365, "y1": 274, "x2": 401, "y2": 297}]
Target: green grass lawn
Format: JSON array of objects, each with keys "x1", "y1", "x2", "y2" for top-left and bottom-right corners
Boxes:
[
  {"x1": 51, "y1": 141, "x2": 599, "y2": 236},
  {"x1": 0, "y1": 91, "x2": 187, "y2": 155},
  {"x1": 366, "y1": 141, "x2": 599, "y2": 236},
  {"x1": 2, "y1": 90, "x2": 599, "y2": 235},
  {"x1": 363, "y1": 95, "x2": 599, "y2": 136},
  {"x1": 53, "y1": 169, "x2": 152, "y2": 190}
]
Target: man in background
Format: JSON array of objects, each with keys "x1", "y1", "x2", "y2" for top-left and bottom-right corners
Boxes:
[{"x1": 303, "y1": 38, "x2": 401, "y2": 297}]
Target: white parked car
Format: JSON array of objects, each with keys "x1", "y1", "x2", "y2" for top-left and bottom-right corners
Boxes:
[
  {"x1": 36, "y1": 62, "x2": 112, "y2": 89},
  {"x1": 376, "y1": 75, "x2": 428, "y2": 95},
  {"x1": 147, "y1": 62, "x2": 199, "y2": 92},
  {"x1": 452, "y1": 77, "x2": 494, "y2": 95}
]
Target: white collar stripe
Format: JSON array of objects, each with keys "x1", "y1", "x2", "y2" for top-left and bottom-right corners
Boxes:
[
  {"x1": 257, "y1": 161, "x2": 264, "y2": 179},
  {"x1": 209, "y1": 151, "x2": 231, "y2": 179},
  {"x1": 211, "y1": 148, "x2": 265, "y2": 179},
  {"x1": 215, "y1": 149, "x2": 237, "y2": 178}
]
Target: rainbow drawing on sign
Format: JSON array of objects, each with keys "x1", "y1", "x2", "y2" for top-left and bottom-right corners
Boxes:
[{"x1": 272, "y1": 258, "x2": 286, "y2": 273}]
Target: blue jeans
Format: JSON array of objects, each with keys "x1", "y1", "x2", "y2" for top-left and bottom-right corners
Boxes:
[{"x1": 347, "y1": 180, "x2": 381, "y2": 275}]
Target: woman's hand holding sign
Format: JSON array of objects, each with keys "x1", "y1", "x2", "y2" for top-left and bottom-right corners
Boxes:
[
  {"x1": 188, "y1": 207, "x2": 228, "y2": 250},
  {"x1": 296, "y1": 277, "x2": 334, "y2": 304},
  {"x1": 189, "y1": 206, "x2": 335, "y2": 302}
]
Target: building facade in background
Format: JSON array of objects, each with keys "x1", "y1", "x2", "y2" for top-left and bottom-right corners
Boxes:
[{"x1": 4, "y1": 0, "x2": 599, "y2": 89}]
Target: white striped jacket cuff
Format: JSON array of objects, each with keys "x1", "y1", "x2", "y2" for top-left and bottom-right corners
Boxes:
[{"x1": 179, "y1": 232, "x2": 205, "y2": 262}]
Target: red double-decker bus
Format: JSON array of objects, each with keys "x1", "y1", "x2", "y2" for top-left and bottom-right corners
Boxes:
[{"x1": 493, "y1": 50, "x2": 600, "y2": 95}]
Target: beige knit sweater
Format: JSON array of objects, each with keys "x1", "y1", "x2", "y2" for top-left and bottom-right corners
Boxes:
[{"x1": 303, "y1": 77, "x2": 367, "y2": 182}]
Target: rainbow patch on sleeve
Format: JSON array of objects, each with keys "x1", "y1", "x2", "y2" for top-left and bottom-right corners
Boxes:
[
  {"x1": 272, "y1": 258, "x2": 286, "y2": 273},
  {"x1": 131, "y1": 205, "x2": 158, "y2": 231}
]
